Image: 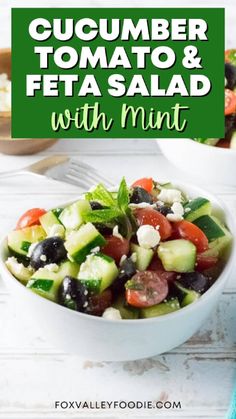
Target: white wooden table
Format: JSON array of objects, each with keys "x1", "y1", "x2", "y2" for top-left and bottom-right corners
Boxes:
[{"x1": 0, "y1": 139, "x2": 235, "y2": 419}]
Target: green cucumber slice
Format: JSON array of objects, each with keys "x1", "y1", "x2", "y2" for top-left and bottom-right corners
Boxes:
[
  {"x1": 59, "y1": 200, "x2": 91, "y2": 230},
  {"x1": 65, "y1": 222, "x2": 106, "y2": 264},
  {"x1": 184, "y1": 197, "x2": 211, "y2": 222},
  {"x1": 78, "y1": 253, "x2": 118, "y2": 293},
  {"x1": 193, "y1": 215, "x2": 226, "y2": 242},
  {"x1": 140, "y1": 298, "x2": 180, "y2": 318},
  {"x1": 130, "y1": 243, "x2": 154, "y2": 271},
  {"x1": 40, "y1": 210, "x2": 65, "y2": 237},
  {"x1": 174, "y1": 281, "x2": 200, "y2": 307},
  {"x1": 158, "y1": 239, "x2": 196, "y2": 273},
  {"x1": 27, "y1": 269, "x2": 61, "y2": 301},
  {"x1": 27, "y1": 260, "x2": 80, "y2": 301},
  {"x1": 201, "y1": 228, "x2": 232, "y2": 258},
  {"x1": 8, "y1": 225, "x2": 46, "y2": 257}
]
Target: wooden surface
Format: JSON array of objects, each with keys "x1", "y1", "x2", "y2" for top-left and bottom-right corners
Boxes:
[{"x1": 0, "y1": 139, "x2": 235, "y2": 419}]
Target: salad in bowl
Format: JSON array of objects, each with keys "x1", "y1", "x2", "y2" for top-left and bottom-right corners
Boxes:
[
  {"x1": 193, "y1": 49, "x2": 236, "y2": 149},
  {"x1": 4, "y1": 177, "x2": 232, "y2": 321}
]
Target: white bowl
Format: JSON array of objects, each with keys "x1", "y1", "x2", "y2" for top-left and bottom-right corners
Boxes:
[
  {"x1": 0, "y1": 182, "x2": 235, "y2": 361},
  {"x1": 157, "y1": 139, "x2": 236, "y2": 186}
]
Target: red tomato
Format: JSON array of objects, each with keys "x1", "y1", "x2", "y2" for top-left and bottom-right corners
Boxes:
[
  {"x1": 172, "y1": 220, "x2": 208, "y2": 252},
  {"x1": 16, "y1": 208, "x2": 47, "y2": 230},
  {"x1": 196, "y1": 254, "x2": 218, "y2": 272},
  {"x1": 132, "y1": 177, "x2": 153, "y2": 193},
  {"x1": 126, "y1": 271, "x2": 168, "y2": 308},
  {"x1": 225, "y1": 89, "x2": 236, "y2": 115},
  {"x1": 101, "y1": 235, "x2": 129, "y2": 264},
  {"x1": 135, "y1": 208, "x2": 172, "y2": 240},
  {"x1": 147, "y1": 256, "x2": 176, "y2": 282}
]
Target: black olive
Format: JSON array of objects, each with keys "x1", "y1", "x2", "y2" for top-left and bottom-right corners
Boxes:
[
  {"x1": 111, "y1": 258, "x2": 137, "y2": 295},
  {"x1": 30, "y1": 237, "x2": 67, "y2": 270},
  {"x1": 130, "y1": 187, "x2": 153, "y2": 204},
  {"x1": 178, "y1": 272, "x2": 209, "y2": 294},
  {"x1": 225, "y1": 63, "x2": 236, "y2": 90},
  {"x1": 90, "y1": 201, "x2": 105, "y2": 210},
  {"x1": 155, "y1": 204, "x2": 173, "y2": 216},
  {"x1": 93, "y1": 223, "x2": 113, "y2": 235},
  {"x1": 59, "y1": 276, "x2": 88, "y2": 312}
]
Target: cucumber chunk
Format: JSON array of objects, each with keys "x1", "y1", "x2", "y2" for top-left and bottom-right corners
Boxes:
[
  {"x1": 201, "y1": 228, "x2": 232, "y2": 258},
  {"x1": 140, "y1": 298, "x2": 180, "y2": 318},
  {"x1": 27, "y1": 260, "x2": 80, "y2": 301},
  {"x1": 174, "y1": 281, "x2": 200, "y2": 307},
  {"x1": 59, "y1": 200, "x2": 91, "y2": 230},
  {"x1": 158, "y1": 239, "x2": 196, "y2": 273},
  {"x1": 113, "y1": 295, "x2": 139, "y2": 319},
  {"x1": 8, "y1": 225, "x2": 46, "y2": 257},
  {"x1": 59, "y1": 260, "x2": 80, "y2": 278},
  {"x1": 184, "y1": 197, "x2": 211, "y2": 222},
  {"x1": 130, "y1": 243, "x2": 154, "y2": 271},
  {"x1": 40, "y1": 210, "x2": 65, "y2": 237},
  {"x1": 27, "y1": 269, "x2": 61, "y2": 302},
  {"x1": 193, "y1": 215, "x2": 226, "y2": 242},
  {"x1": 65, "y1": 222, "x2": 106, "y2": 264},
  {"x1": 78, "y1": 253, "x2": 118, "y2": 293},
  {"x1": 5, "y1": 256, "x2": 33, "y2": 284}
]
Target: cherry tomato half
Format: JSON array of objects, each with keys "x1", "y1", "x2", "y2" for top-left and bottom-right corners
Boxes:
[
  {"x1": 147, "y1": 256, "x2": 177, "y2": 282},
  {"x1": 135, "y1": 208, "x2": 172, "y2": 240},
  {"x1": 126, "y1": 271, "x2": 168, "y2": 308},
  {"x1": 225, "y1": 89, "x2": 236, "y2": 115},
  {"x1": 131, "y1": 177, "x2": 153, "y2": 193},
  {"x1": 101, "y1": 235, "x2": 129, "y2": 264},
  {"x1": 172, "y1": 220, "x2": 208, "y2": 253},
  {"x1": 196, "y1": 254, "x2": 218, "y2": 272},
  {"x1": 16, "y1": 208, "x2": 47, "y2": 230}
]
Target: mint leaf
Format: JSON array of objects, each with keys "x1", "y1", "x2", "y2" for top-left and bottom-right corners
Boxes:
[
  {"x1": 85, "y1": 184, "x2": 116, "y2": 207},
  {"x1": 117, "y1": 177, "x2": 130, "y2": 213},
  {"x1": 84, "y1": 208, "x2": 122, "y2": 224}
]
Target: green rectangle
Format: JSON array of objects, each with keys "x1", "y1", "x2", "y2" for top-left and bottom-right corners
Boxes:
[{"x1": 12, "y1": 8, "x2": 225, "y2": 138}]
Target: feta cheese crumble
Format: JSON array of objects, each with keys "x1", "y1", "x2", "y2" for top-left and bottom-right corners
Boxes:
[
  {"x1": 137, "y1": 225, "x2": 161, "y2": 249},
  {"x1": 90, "y1": 246, "x2": 100, "y2": 253},
  {"x1": 40, "y1": 255, "x2": 47, "y2": 262},
  {"x1": 119, "y1": 254, "x2": 127, "y2": 266},
  {"x1": 113, "y1": 225, "x2": 123, "y2": 240},
  {"x1": 166, "y1": 202, "x2": 184, "y2": 222},
  {"x1": 102, "y1": 307, "x2": 122, "y2": 320},
  {"x1": 43, "y1": 263, "x2": 59, "y2": 272},
  {"x1": 0, "y1": 73, "x2": 11, "y2": 112},
  {"x1": 27, "y1": 242, "x2": 38, "y2": 257},
  {"x1": 158, "y1": 188, "x2": 182, "y2": 204},
  {"x1": 129, "y1": 202, "x2": 154, "y2": 209}
]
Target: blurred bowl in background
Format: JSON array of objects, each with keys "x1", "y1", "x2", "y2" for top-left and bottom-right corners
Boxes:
[
  {"x1": 157, "y1": 138, "x2": 236, "y2": 187},
  {"x1": 0, "y1": 48, "x2": 58, "y2": 155}
]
